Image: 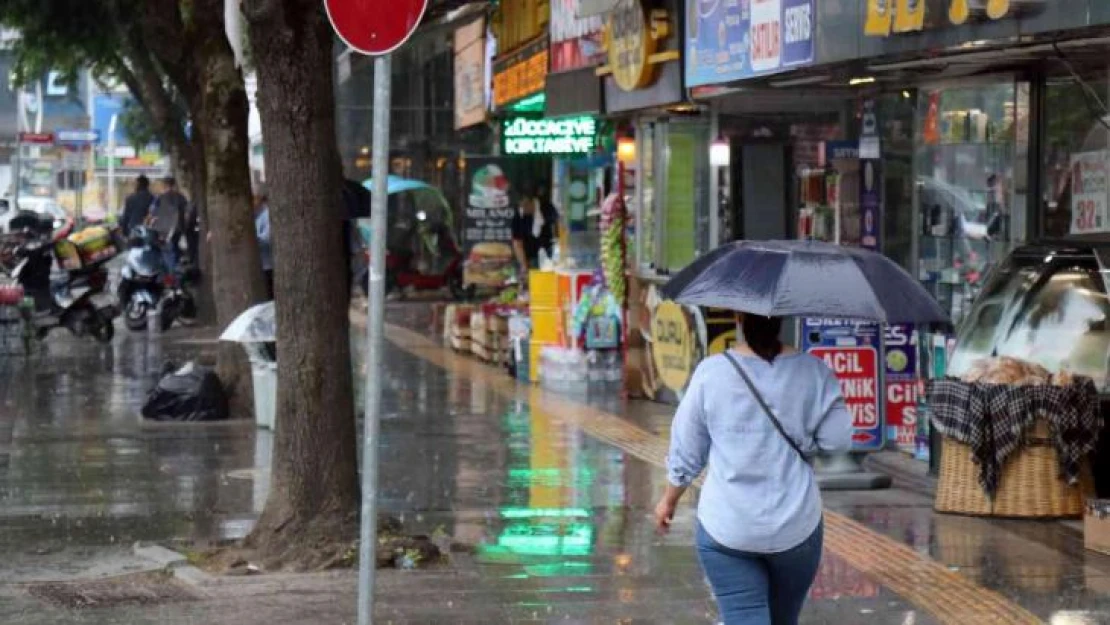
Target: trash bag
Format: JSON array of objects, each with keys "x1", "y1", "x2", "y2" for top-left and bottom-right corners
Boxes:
[{"x1": 142, "y1": 361, "x2": 229, "y2": 422}]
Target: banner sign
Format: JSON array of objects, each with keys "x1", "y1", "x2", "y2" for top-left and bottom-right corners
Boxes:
[
  {"x1": 685, "y1": 0, "x2": 815, "y2": 88},
  {"x1": 1071, "y1": 150, "x2": 1109, "y2": 235},
  {"x1": 454, "y1": 19, "x2": 488, "y2": 129},
  {"x1": 551, "y1": 0, "x2": 606, "y2": 72},
  {"x1": 802, "y1": 319, "x2": 884, "y2": 451}
]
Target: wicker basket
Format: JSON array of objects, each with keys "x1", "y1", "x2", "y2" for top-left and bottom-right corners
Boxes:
[{"x1": 935, "y1": 420, "x2": 1093, "y2": 518}]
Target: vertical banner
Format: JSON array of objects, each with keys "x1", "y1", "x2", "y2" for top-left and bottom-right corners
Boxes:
[{"x1": 802, "y1": 320, "x2": 883, "y2": 451}]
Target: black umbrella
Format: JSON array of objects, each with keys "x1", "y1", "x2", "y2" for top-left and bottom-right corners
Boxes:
[
  {"x1": 661, "y1": 240, "x2": 949, "y2": 325},
  {"x1": 342, "y1": 178, "x2": 371, "y2": 219}
]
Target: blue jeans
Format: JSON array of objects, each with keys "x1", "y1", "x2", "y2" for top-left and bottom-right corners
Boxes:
[{"x1": 696, "y1": 520, "x2": 823, "y2": 625}]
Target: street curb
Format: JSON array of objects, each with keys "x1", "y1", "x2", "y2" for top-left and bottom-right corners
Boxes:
[
  {"x1": 132, "y1": 543, "x2": 187, "y2": 569},
  {"x1": 131, "y1": 542, "x2": 216, "y2": 587}
]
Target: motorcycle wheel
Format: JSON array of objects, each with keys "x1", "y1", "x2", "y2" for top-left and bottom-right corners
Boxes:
[
  {"x1": 124, "y1": 300, "x2": 149, "y2": 332},
  {"x1": 177, "y1": 293, "x2": 198, "y2": 326},
  {"x1": 90, "y1": 312, "x2": 115, "y2": 344}
]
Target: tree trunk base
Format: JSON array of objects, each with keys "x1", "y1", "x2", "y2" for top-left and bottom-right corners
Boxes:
[{"x1": 201, "y1": 511, "x2": 414, "y2": 572}]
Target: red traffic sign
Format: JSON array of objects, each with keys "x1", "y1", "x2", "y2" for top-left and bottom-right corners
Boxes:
[
  {"x1": 18, "y1": 132, "x2": 54, "y2": 145},
  {"x1": 325, "y1": 0, "x2": 428, "y2": 56}
]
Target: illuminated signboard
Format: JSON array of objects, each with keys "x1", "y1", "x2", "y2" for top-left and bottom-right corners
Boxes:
[
  {"x1": 493, "y1": 36, "x2": 549, "y2": 108},
  {"x1": 501, "y1": 115, "x2": 598, "y2": 156}
]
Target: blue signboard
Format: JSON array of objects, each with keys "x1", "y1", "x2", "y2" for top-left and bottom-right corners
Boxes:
[{"x1": 686, "y1": 0, "x2": 816, "y2": 88}]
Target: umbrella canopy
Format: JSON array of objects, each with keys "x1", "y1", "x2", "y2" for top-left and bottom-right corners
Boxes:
[
  {"x1": 220, "y1": 302, "x2": 275, "y2": 343},
  {"x1": 661, "y1": 240, "x2": 949, "y2": 325}
]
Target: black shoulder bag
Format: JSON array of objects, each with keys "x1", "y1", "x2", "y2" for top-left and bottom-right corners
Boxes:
[{"x1": 723, "y1": 352, "x2": 809, "y2": 463}]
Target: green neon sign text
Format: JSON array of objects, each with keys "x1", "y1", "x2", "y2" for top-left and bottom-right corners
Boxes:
[{"x1": 502, "y1": 116, "x2": 598, "y2": 156}]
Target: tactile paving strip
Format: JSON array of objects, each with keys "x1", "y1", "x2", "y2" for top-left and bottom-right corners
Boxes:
[{"x1": 376, "y1": 320, "x2": 1044, "y2": 625}]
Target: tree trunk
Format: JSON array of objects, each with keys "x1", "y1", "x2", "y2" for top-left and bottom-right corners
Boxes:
[
  {"x1": 170, "y1": 135, "x2": 217, "y2": 325},
  {"x1": 244, "y1": 0, "x2": 360, "y2": 567},
  {"x1": 140, "y1": 0, "x2": 265, "y2": 407}
]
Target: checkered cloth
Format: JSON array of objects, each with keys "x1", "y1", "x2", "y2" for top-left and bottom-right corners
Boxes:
[{"x1": 927, "y1": 377, "x2": 1101, "y2": 498}]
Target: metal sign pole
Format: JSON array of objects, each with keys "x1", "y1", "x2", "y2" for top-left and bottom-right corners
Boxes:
[{"x1": 356, "y1": 53, "x2": 392, "y2": 625}]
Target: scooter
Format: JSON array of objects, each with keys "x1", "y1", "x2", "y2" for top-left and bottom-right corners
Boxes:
[
  {"x1": 360, "y1": 213, "x2": 466, "y2": 299},
  {"x1": 118, "y1": 226, "x2": 197, "y2": 332},
  {"x1": 10, "y1": 219, "x2": 117, "y2": 343}
]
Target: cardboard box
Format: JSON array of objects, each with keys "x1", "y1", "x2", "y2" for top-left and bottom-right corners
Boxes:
[{"x1": 1085, "y1": 499, "x2": 1110, "y2": 556}]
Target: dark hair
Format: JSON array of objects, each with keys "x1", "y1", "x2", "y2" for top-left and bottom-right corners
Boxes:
[
  {"x1": 137, "y1": 175, "x2": 150, "y2": 189},
  {"x1": 741, "y1": 314, "x2": 784, "y2": 363}
]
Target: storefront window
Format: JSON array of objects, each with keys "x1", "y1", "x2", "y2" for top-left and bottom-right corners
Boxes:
[
  {"x1": 913, "y1": 80, "x2": 1030, "y2": 324},
  {"x1": 1042, "y1": 67, "x2": 1110, "y2": 239},
  {"x1": 634, "y1": 119, "x2": 710, "y2": 274}
]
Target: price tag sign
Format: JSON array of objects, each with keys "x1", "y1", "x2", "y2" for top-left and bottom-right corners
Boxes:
[{"x1": 1071, "y1": 150, "x2": 1109, "y2": 235}]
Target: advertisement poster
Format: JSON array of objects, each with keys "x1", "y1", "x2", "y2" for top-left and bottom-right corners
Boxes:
[
  {"x1": 1071, "y1": 150, "x2": 1109, "y2": 234},
  {"x1": 685, "y1": 0, "x2": 815, "y2": 88},
  {"x1": 884, "y1": 324, "x2": 921, "y2": 450},
  {"x1": 454, "y1": 19, "x2": 488, "y2": 130},
  {"x1": 802, "y1": 319, "x2": 884, "y2": 451},
  {"x1": 550, "y1": 0, "x2": 606, "y2": 72},
  {"x1": 461, "y1": 157, "x2": 516, "y2": 253}
]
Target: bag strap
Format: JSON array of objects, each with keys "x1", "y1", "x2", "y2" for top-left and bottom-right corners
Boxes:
[{"x1": 723, "y1": 352, "x2": 808, "y2": 462}]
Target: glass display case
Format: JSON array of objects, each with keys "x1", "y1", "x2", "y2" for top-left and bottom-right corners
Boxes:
[
  {"x1": 948, "y1": 243, "x2": 1110, "y2": 391},
  {"x1": 914, "y1": 80, "x2": 1030, "y2": 325}
]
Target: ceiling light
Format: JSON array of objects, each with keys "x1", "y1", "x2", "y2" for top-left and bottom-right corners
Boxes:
[{"x1": 849, "y1": 76, "x2": 876, "y2": 86}]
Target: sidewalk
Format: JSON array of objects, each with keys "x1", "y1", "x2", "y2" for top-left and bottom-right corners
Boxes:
[{"x1": 0, "y1": 308, "x2": 1108, "y2": 623}]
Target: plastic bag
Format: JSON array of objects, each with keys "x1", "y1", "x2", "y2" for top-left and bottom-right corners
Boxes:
[{"x1": 141, "y1": 361, "x2": 229, "y2": 422}]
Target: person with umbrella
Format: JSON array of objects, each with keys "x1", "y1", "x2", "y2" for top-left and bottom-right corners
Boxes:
[
  {"x1": 653, "y1": 240, "x2": 948, "y2": 625},
  {"x1": 655, "y1": 312, "x2": 851, "y2": 625}
]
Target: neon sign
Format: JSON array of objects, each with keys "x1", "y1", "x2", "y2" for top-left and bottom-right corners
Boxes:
[{"x1": 501, "y1": 116, "x2": 599, "y2": 156}]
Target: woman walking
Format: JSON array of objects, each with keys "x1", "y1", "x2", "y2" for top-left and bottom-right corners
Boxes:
[{"x1": 655, "y1": 314, "x2": 852, "y2": 625}]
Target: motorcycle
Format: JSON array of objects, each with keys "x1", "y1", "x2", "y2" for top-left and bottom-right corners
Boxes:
[
  {"x1": 118, "y1": 226, "x2": 198, "y2": 332},
  {"x1": 10, "y1": 218, "x2": 118, "y2": 343},
  {"x1": 354, "y1": 178, "x2": 466, "y2": 299}
]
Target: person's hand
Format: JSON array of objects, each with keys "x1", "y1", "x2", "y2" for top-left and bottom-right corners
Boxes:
[{"x1": 654, "y1": 498, "x2": 676, "y2": 535}]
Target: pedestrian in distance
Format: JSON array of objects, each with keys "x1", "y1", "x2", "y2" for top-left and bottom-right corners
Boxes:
[
  {"x1": 120, "y1": 175, "x2": 153, "y2": 237},
  {"x1": 148, "y1": 176, "x2": 188, "y2": 273},
  {"x1": 655, "y1": 313, "x2": 852, "y2": 625},
  {"x1": 254, "y1": 188, "x2": 273, "y2": 300}
]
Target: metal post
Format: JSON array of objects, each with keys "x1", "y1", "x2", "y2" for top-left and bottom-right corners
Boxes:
[
  {"x1": 108, "y1": 114, "x2": 118, "y2": 219},
  {"x1": 357, "y1": 53, "x2": 391, "y2": 625},
  {"x1": 12, "y1": 134, "x2": 21, "y2": 209}
]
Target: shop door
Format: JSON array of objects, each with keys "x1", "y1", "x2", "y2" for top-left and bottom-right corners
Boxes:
[{"x1": 738, "y1": 143, "x2": 791, "y2": 241}]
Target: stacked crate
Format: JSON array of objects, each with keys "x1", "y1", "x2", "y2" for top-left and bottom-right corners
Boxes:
[
  {"x1": 444, "y1": 304, "x2": 474, "y2": 352},
  {"x1": 470, "y1": 306, "x2": 511, "y2": 365}
]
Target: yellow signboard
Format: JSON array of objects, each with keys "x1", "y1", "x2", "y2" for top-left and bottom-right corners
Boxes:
[
  {"x1": 866, "y1": 0, "x2": 1012, "y2": 35},
  {"x1": 652, "y1": 300, "x2": 695, "y2": 393},
  {"x1": 598, "y1": 0, "x2": 672, "y2": 92},
  {"x1": 864, "y1": 0, "x2": 892, "y2": 37},
  {"x1": 893, "y1": 0, "x2": 924, "y2": 33}
]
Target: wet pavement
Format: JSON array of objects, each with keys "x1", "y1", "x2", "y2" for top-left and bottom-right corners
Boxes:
[{"x1": 0, "y1": 305, "x2": 1108, "y2": 623}]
